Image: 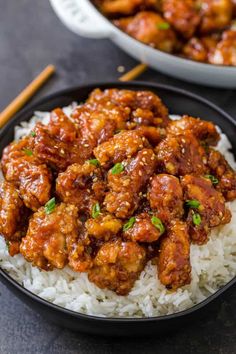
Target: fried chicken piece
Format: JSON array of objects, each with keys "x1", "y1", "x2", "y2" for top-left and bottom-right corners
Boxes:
[
  {"x1": 48, "y1": 108, "x2": 77, "y2": 143},
  {"x1": 96, "y1": 0, "x2": 159, "y2": 16},
  {"x1": 182, "y1": 35, "x2": 220, "y2": 63},
  {"x1": 209, "y1": 30, "x2": 236, "y2": 66},
  {"x1": 20, "y1": 203, "x2": 79, "y2": 270},
  {"x1": 155, "y1": 132, "x2": 208, "y2": 176},
  {"x1": 162, "y1": 0, "x2": 201, "y2": 38},
  {"x1": 147, "y1": 174, "x2": 184, "y2": 224},
  {"x1": 94, "y1": 130, "x2": 148, "y2": 168},
  {"x1": 134, "y1": 126, "x2": 162, "y2": 146},
  {"x1": 167, "y1": 115, "x2": 220, "y2": 146},
  {"x1": 115, "y1": 11, "x2": 178, "y2": 53},
  {"x1": 181, "y1": 175, "x2": 231, "y2": 244},
  {"x1": 158, "y1": 220, "x2": 191, "y2": 289},
  {"x1": 56, "y1": 161, "x2": 106, "y2": 215},
  {"x1": 0, "y1": 181, "x2": 28, "y2": 243},
  {"x1": 105, "y1": 148, "x2": 157, "y2": 218},
  {"x1": 123, "y1": 212, "x2": 163, "y2": 242},
  {"x1": 85, "y1": 214, "x2": 123, "y2": 241},
  {"x1": 207, "y1": 148, "x2": 236, "y2": 201},
  {"x1": 67, "y1": 230, "x2": 94, "y2": 273},
  {"x1": 199, "y1": 0, "x2": 233, "y2": 34},
  {"x1": 1, "y1": 137, "x2": 52, "y2": 211},
  {"x1": 88, "y1": 239, "x2": 146, "y2": 295},
  {"x1": 87, "y1": 88, "x2": 169, "y2": 126}
]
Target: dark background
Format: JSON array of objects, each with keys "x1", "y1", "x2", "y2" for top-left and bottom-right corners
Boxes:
[{"x1": 0, "y1": 1, "x2": 236, "y2": 353}]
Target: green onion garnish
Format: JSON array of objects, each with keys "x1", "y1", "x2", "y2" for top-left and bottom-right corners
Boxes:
[
  {"x1": 23, "y1": 148, "x2": 33, "y2": 156},
  {"x1": 45, "y1": 197, "x2": 56, "y2": 215},
  {"x1": 123, "y1": 217, "x2": 136, "y2": 232},
  {"x1": 30, "y1": 131, "x2": 36, "y2": 137},
  {"x1": 186, "y1": 200, "x2": 200, "y2": 209},
  {"x1": 205, "y1": 174, "x2": 219, "y2": 185},
  {"x1": 111, "y1": 163, "x2": 124, "y2": 175},
  {"x1": 92, "y1": 202, "x2": 100, "y2": 219},
  {"x1": 157, "y1": 22, "x2": 170, "y2": 30},
  {"x1": 192, "y1": 212, "x2": 201, "y2": 226},
  {"x1": 88, "y1": 159, "x2": 100, "y2": 167},
  {"x1": 151, "y1": 216, "x2": 165, "y2": 235}
]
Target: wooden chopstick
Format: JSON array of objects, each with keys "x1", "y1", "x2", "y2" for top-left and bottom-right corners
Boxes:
[
  {"x1": 119, "y1": 63, "x2": 147, "y2": 82},
  {"x1": 0, "y1": 65, "x2": 55, "y2": 129}
]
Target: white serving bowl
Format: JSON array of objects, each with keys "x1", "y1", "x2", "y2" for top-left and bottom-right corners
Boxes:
[{"x1": 50, "y1": 0, "x2": 236, "y2": 88}]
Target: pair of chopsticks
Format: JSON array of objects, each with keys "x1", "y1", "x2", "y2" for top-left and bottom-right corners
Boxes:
[{"x1": 0, "y1": 63, "x2": 147, "y2": 129}]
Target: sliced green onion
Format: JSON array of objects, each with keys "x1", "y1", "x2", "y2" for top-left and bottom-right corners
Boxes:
[
  {"x1": 111, "y1": 163, "x2": 124, "y2": 175},
  {"x1": 205, "y1": 174, "x2": 219, "y2": 185},
  {"x1": 151, "y1": 216, "x2": 165, "y2": 235},
  {"x1": 186, "y1": 199, "x2": 200, "y2": 209},
  {"x1": 23, "y1": 148, "x2": 33, "y2": 156},
  {"x1": 192, "y1": 212, "x2": 201, "y2": 226},
  {"x1": 30, "y1": 131, "x2": 36, "y2": 137},
  {"x1": 123, "y1": 217, "x2": 136, "y2": 232},
  {"x1": 45, "y1": 197, "x2": 56, "y2": 215},
  {"x1": 157, "y1": 22, "x2": 170, "y2": 30},
  {"x1": 92, "y1": 202, "x2": 100, "y2": 219},
  {"x1": 88, "y1": 159, "x2": 100, "y2": 167},
  {"x1": 5, "y1": 240, "x2": 10, "y2": 251}
]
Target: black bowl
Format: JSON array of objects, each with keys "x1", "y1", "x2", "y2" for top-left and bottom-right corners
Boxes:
[{"x1": 1, "y1": 82, "x2": 236, "y2": 336}]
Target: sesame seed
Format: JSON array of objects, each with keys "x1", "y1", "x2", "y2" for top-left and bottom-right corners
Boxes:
[
  {"x1": 117, "y1": 65, "x2": 125, "y2": 73},
  {"x1": 139, "y1": 171, "x2": 142, "y2": 176}
]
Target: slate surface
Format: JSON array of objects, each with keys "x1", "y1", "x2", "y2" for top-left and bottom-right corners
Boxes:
[{"x1": 0, "y1": 1, "x2": 236, "y2": 353}]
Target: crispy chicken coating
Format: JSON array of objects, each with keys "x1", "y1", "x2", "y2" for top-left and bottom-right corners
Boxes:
[
  {"x1": 88, "y1": 239, "x2": 146, "y2": 295},
  {"x1": 181, "y1": 175, "x2": 231, "y2": 244},
  {"x1": 147, "y1": 174, "x2": 184, "y2": 223},
  {"x1": 155, "y1": 132, "x2": 208, "y2": 176},
  {"x1": 134, "y1": 125, "x2": 162, "y2": 146},
  {"x1": 94, "y1": 130, "x2": 148, "y2": 168},
  {"x1": 167, "y1": 115, "x2": 220, "y2": 146},
  {"x1": 123, "y1": 212, "x2": 163, "y2": 242},
  {"x1": 105, "y1": 148, "x2": 157, "y2": 218},
  {"x1": 182, "y1": 35, "x2": 220, "y2": 63},
  {"x1": 94, "y1": 0, "x2": 159, "y2": 16},
  {"x1": 56, "y1": 162, "x2": 106, "y2": 215},
  {"x1": 1, "y1": 137, "x2": 52, "y2": 211},
  {"x1": 85, "y1": 214, "x2": 123, "y2": 241},
  {"x1": 20, "y1": 203, "x2": 79, "y2": 270},
  {"x1": 0, "y1": 181, "x2": 27, "y2": 242},
  {"x1": 207, "y1": 148, "x2": 236, "y2": 201},
  {"x1": 162, "y1": 0, "x2": 201, "y2": 38},
  {"x1": 115, "y1": 11, "x2": 178, "y2": 53},
  {"x1": 158, "y1": 221, "x2": 191, "y2": 289},
  {"x1": 87, "y1": 88, "x2": 169, "y2": 126},
  {"x1": 209, "y1": 30, "x2": 236, "y2": 66},
  {"x1": 199, "y1": 0, "x2": 233, "y2": 34},
  {"x1": 32, "y1": 106, "x2": 116, "y2": 171}
]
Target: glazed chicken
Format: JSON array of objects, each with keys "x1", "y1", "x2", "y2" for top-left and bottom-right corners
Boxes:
[
  {"x1": 155, "y1": 132, "x2": 208, "y2": 176},
  {"x1": 1, "y1": 137, "x2": 52, "y2": 211},
  {"x1": 56, "y1": 161, "x2": 106, "y2": 215},
  {"x1": 114, "y1": 11, "x2": 178, "y2": 53},
  {"x1": 94, "y1": 0, "x2": 236, "y2": 66},
  {"x1": 158, "y1": 220, "x2": 191, "y2": 289},
  {"x1": 181, "y1": 175, "x2": 231, "y2": 244},
  {"x1": 1, "y1": 88, "x2": 236, "y2": 295},
  {"x1": 88, "y1": 239, "x2": 147, "y2": 295},
  {"x1": 93, "y1": 0, "x2": 159, "y2": 16},
  {"x1": 162, "y1": 0, "x2": 201, "y2": 39}
]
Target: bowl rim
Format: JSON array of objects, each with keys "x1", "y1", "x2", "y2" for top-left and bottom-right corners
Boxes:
[
  {"x1": 88, "y1": 0, "x2": 236, "y2": 71},
  {"x1": 1, "y1": 80, "x2": 236, "y2": 323}
]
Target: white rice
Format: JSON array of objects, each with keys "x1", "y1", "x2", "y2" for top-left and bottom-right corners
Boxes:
[{"x1": 1, "y1": 107, "x2": 236, "y2": 318}]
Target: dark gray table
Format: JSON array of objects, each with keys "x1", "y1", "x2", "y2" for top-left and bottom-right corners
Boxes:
[{"x1": 1, "y1": 1, "x2": 236, "y2": 353}]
